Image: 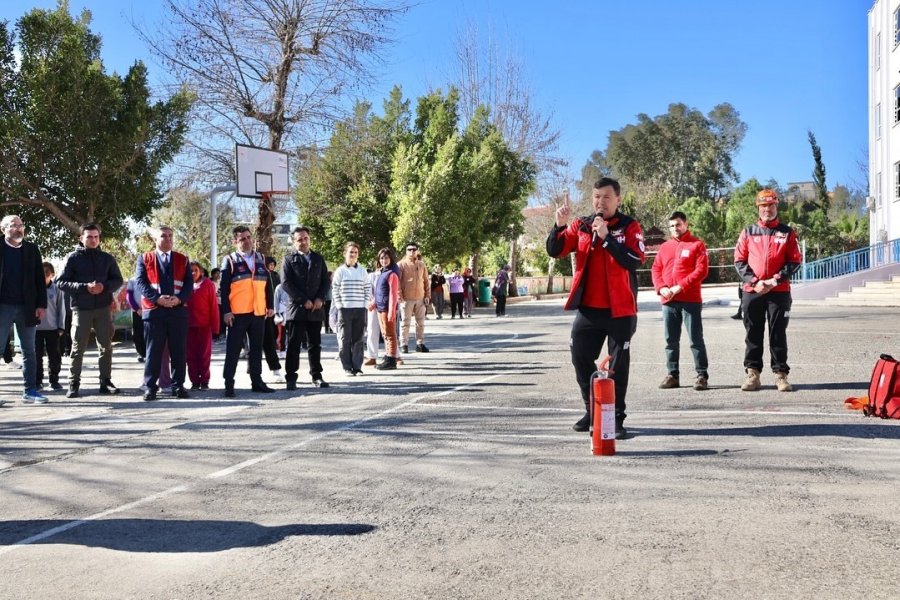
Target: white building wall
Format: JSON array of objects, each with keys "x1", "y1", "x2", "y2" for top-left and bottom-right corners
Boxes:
[{"x1": 870, "y1": 0, "x2": 900, "y2": 243}]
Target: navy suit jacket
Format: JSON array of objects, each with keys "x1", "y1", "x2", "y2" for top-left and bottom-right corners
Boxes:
[{"x1": 135, "y1": 252, "x2": 193, "y2": 320}]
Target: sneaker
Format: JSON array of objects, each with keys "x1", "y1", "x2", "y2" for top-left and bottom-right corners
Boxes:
[
  {"x1": 775, "y1": 371, "x2": 793, "y2": 392},
  {"x1": 239, "y1": 350, "x2": 249, "y2": 360},
  {"x1": 615, "y1": 425, "x2": 628, "y2": 440},
  {"x1": 66, "y1": 383, "x2": 80, "y2": 398},
  {"x1": 271, "y1": 369, "x2": 285, "y2": 382},
  {"x1": 375, "y1": 357, "x2": 397, "y2": 371},
  {"x1": 730, "y1": 312, "x2": 742, "y2": 320},
  {"x1": 693, "y1": 376, "x2": 709, "y2": 391},
  {"x1": 277, "y1": 350, "x2": 286, "y2": 359},
  {"x1": 50, "y1": 382, "x2": 63, "y2": 391},
  {"x1": 6, "y1": 359, "x2": 22, "y2": 370},
  {"x1": 22, "y1": 389, "x2": 49, "y2": 404},
  {"x1": 344, "y1": 369, "x2": 356, "y2": 377},
  {"x1": 364, "y1": 358, "x2": 377, "y2": 366},
  {"x1": 415, "y1": 344, "x2": 429, "y2": 353},
  {"x1": 312, "y1": 378, "x2": 330, "y2": 388},
  {"x1": 741, "y1": 368, "x2": 761, "y2": 392},
  {"x1": 572, "y1": 412, "x2": 590, "y2": 432},
  {"x1": 160, "y1": 386, "x2": 174, "y2": 395},
  {"x1": 99, "y1": 379, "x2": 120, "y2": 395},
  {"x1": 658, "y1": 374, "x2": 679, "y2": 389},
  {"x1": 401, "y1": 344, "x2": 409, "y2": 354},
  {"x1": 353, "y1": 369, "x2": 363, "y2": 376}
]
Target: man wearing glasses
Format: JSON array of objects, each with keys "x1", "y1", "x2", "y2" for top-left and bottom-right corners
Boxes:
[
  {"x1": 219, "y1": 225, "x2": 276, "y2": 397},
  {"x1": 0, "y1": 215, "x2": 48, "y2": 405},
  {"x1": 398, "y1": 242, "x2": 430, "y2": 354}
]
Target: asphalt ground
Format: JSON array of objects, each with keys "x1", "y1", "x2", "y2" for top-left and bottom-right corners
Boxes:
[{"x1": 1, "y1": 293, "x2": 899, "y2": 599}]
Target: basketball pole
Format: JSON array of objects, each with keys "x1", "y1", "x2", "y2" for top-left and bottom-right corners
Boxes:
[{"x1": 204, "y1": 184, "x2": 235, "y2": 269}]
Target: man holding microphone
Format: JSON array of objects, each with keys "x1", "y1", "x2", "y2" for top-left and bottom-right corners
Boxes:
[{"x1": 546, "y1": 177, "x2": 645, "y2": 439}]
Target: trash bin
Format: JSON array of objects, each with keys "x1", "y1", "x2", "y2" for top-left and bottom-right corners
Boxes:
[{"x1": 478, "y1": 278, "x2": 492, "y2": 306}]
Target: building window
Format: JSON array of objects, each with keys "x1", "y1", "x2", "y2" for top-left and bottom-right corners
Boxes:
[
  {"x1": 877, "y1": 102, "x2": 882, "y2": 138},
  {"x1": 895, "y1": 8, "x2": 900, "y2": 45},
  {"x1": 877, "y1": 32, "x2": 881, "y2": 69},
  {"x1": 895, "y1": 163, "x2": 900, "y2": 202},
  {"x1": 877, "y1": 171, "x2": 883, "y2": 207}
]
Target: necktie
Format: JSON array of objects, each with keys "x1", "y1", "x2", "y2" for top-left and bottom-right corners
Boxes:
[{"x1": 162, "y1": 253, "x2": 169, "y2": 268}]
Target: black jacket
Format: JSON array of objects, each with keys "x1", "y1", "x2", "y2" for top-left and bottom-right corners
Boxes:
[
  {"x1": 0, "y1": 239, "x2": 48, "y2": 327},
  {"x1": 280, "y1": 250, "x2": 329, "y2": 322},
  {"x1": 56, "y1": 244, "x2": 124, "y2": 311}
]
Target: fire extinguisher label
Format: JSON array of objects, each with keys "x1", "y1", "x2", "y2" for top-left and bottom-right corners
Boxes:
[{"x1": 600, "y1": 404, "x2": 615, "y2": 440}]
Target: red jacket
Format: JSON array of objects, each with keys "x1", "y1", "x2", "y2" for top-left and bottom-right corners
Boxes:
[
  {"x1": 546, "y1": 212, "x2": 645, "y2": 317},
  {"x1": 734, "y1": 218, "x2": 802, "y2": 293},
  {"x1": 188, "y1": 277, "x2": 220, "y2": 332},
  {"x1": 651, "y1": 231, "x2": 708, "y2": 304}
]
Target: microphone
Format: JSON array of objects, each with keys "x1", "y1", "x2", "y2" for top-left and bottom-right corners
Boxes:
[{"x1": 591, "y1": 211, "x2": 604, "y2": 249}]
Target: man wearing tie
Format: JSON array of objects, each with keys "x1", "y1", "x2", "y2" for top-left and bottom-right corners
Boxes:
[{"x1": 136, "y1": 225, "x2": 193, "y2": 401}]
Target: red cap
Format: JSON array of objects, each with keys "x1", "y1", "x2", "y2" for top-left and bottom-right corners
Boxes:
[{"x1": 755, "y1": 189, "x2": 779, "y2": 206}]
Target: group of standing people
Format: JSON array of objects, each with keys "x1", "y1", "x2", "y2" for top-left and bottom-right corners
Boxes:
[
  {"x1": 429, "y1": 265, "x2": 479, "y2": 319},
  {"x1": 548, "y1": 178, "x2": 802, "y2": 440}
]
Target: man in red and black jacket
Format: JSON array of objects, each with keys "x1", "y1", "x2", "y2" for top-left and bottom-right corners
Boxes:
[
  {"x1": 734, "y1": 189, "x2": 802, "y2": 392},
  {"x1": 546, "y1": 177, "x2": 645, "y2": 439}
]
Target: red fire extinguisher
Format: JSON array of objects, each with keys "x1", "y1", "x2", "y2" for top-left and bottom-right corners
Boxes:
[{"x1": 590, "y1": 355, "x2": 616, "y2": 456}]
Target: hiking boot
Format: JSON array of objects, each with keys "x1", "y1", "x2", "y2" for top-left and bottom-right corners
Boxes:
[
  {"x1": 693, "y1": 376, "x2": 709, "y2": 391},
  {"x1": 741, "y1": 368, "x2": 761, "y2": 391},
  {"x1": 99, "y1": 379, "x2": 120, "y2": 395},
  {"x1": 775, "y1": 371, "x2": 793, "y2": 392},
  {"x1": 658, "y1": 374, "x2": 679, "y2": 389},
  {"x1": 572, "y1": 412, "x2": 590, "y2": 432},
  {"x1": 66, "y1": 381, "x2": 80, "y2": 399},
  {"x1": 615, "y1": 425, "x2": 628, "y2": 440}
]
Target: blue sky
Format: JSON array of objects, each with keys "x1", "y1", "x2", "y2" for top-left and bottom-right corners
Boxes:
[{"x1": 2, "y1": 0, "x2": 871, "y2": 192}]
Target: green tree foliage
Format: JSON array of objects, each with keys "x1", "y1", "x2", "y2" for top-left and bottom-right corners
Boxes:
[
  {"x1": 808, "y1": 130, "x2": 829, "y2": 212},
  {"x1": 389, "y1": 88, "x2": 535, "y2": 264},
  {"x1": 0, "y1": 2, "x2": 192, "y2": 256},
  {"x1": 294, "y1": 86, "x2": 411, "y2": 266},
  {"x1": 679, "y1": 197, "x2": 727, "y2": 247},
  {"x1": 724, "y1": 178, "x2": 764, "y2": 243},
  {"x1": 604, "y1": 103, "x2": 747, "y2": 203}
]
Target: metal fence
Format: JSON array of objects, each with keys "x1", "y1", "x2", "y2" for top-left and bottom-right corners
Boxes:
[{"x1": 797, "y1": 238, "x2": 900, "y2": 282}]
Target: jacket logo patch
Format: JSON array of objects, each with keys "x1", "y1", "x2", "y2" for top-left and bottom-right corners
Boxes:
[
  {"x1": 611, "y1": 228, "x2": 624, "y2": 237},
  {"x1": 681, "y1": 249, "x2": 690, "y2": 257}
]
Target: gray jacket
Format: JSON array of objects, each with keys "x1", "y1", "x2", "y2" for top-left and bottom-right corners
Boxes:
[{"x1": 37, "y1": 281, "x2": 65, "y2": 331}]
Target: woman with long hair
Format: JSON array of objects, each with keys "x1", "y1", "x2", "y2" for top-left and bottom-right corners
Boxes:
[
  {"x1": 370, "y1": 248, "x2": 401, "y2": 370},
  {"x1": 332, "y1": 242, "x2": 370, "y2": 375}
]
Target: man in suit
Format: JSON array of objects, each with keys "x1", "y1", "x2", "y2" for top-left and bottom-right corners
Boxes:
[
  {"x1": 281, "y1": 226, "x2": 330, "y2": 390},
  {"x1": 135, "y1": 225, "x2": 193, "y2": 401},
  {"x1": 0, "y1": 215, "x2": 48, "y2": 405}
]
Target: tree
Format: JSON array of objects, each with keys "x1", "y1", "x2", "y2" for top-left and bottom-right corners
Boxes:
[
  {"x1": 140, "y1": 0, "x2": 408, "y2": 256},
  {"x1": 603, "y1": 102, "x2": 747, "y2": 204},
  {"x1": 389, "y1": 88, "x2": 535, "y2": 265},
  {"x1": 808, "y1": 130, "x2": 829, "y2": 212},
  {"x1": 294, "y1": 86, "x2": 411, "y2": 266},
  {"x1": 0, "y1": 2, "x2": 191, "y2": 256}
]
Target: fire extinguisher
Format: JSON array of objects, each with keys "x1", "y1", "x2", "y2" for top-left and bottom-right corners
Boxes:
[{"x1": 590, "y1": 355, "x2": 616, "y2": 456}]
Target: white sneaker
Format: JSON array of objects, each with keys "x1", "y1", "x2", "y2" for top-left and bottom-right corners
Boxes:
[
  {"x1": 271, "y1": 369, "x2": 285, "y2": 382},
  {"x1": 160, "y1": 386, "x2": 174, "y2": 395},
  {"x1": 277, "y1": 350, "x2": 286, "y2": 359},
  {"x1": 6, "y1": 359, "x2": 22, "y2": 370}
]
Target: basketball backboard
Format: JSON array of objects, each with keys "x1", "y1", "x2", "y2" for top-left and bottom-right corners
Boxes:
[{"x1": 235, "y1": 143, "x2": 290, "y2": 198}]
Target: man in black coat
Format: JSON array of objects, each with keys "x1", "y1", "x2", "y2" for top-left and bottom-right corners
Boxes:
[
  {"x1": 56, "y1": 223, "x2": 124, "y2": 398},
  {"x1": 280, "y1": 226, "x2": 330, "y2": 390},
  {"x1": 0, "y1": 215, "x2": 48, "y2": 405}
]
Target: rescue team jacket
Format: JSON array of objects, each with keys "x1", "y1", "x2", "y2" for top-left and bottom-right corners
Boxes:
[
  {"x1": 220, "y1": 251, "x2": 272, "y2": 317},
  {"x1": 650, "y1": 231, "x2": 709, "y2": 305},
  {"x1": 734, "y1": 218, "x2": 802, "y2": 293},
  {"x1": 56, "y1": 244, "x2": 123, "y2": 312},
  {"x1": 137, "y1": 251, "x2": 191, "y2": 314},
  {"x1": 546, "y1": 211, "x2": 645, "y2": 317}
]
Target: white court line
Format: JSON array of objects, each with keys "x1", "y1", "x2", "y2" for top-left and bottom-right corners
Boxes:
[
  {"x1": 0, "y1": 367, "x2": 519, "y2": 553},
  {"x1": 354, "y1": 427, "x2": 574, "y2": 441}
]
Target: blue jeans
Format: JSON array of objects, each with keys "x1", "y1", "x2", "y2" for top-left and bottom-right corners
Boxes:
[
  {"x1": 0, "y1": 304, "x2": 38, "y2": 391},
  {"x1": 662, "y1": 302, "x2": 708, "y2": 378}
]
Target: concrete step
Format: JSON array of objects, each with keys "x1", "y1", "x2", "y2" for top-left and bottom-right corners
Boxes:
[
  {"x1": 844, "y1": 287, "x2": 900, "y2": 295},
  {"x1": 824, "y1": 297, "x2": 900, "y2": 306}
]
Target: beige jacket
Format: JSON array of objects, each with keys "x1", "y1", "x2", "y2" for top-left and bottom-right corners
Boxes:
[{"x1": 398, "y1": 258, "x2": 429, "y2": 301}]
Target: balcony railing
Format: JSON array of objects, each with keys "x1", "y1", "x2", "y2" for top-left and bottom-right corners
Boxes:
[{"x1": 797, "y1": 238, "x2": 900, "y2": 281}]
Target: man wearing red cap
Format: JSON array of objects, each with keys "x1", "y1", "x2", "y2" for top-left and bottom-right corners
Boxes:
[{"x1": 734, "y1": 189, "x2": 802, "y2": 392}]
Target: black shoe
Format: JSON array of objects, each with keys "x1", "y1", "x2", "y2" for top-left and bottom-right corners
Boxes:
[
  {"x1": 66, "y1": 383, "x2": 80, "y2": 399},
  {"x1": 344, "y1": 369, "x2": 356, "y2": 376},
  {"x1": 224, "y1": 384, "x2": 235, "y2": 398},
  {"x1": 352, "y1": 369, "x2": 363, "y2": 376},
  {"x1": 415, "y1": 344, "x2": 429, "y2": 353},
  {"x1": 572, "y1": 412, "x2": 590, "y2": 432},
  {"x1": 251, "y1": 383, "x2": 276, "y2": 393},
  {"x1": 730, "y1": 312, "x2": 742, "y2": 320},
  {"x1": 286, "y1": 381, "x2": 297, "y2": 391},
  {"x1": 98, "y1": 379, "x2": 120, "y2": 395},
  {"x1": 191, "y1": 383, "x2": 201, "y2": 390},
  {"x1": 199, "y1": 382, "x2": 209, "y2": 390},
  {"x1": 143, "y1": 389, "x2": 157, "y2": 402},
  {"x1": 174, "y1": 388, "x2": 190, "y2": 399},
  {"x1": 50, "y1": 382, "x2": 63, "y2": 391},
  {"x1": 300, "y1": 342, "x2": 308, "y2": 350},
  {"x1": 375, "y1": 357, "x2": 397, "y2": 370},
  {"x1": 401, "y1": 345, "x2": 409, "y2": 354},
  {"x1": 615, "y1": 425, "x2": 628, "y2": 440},
  {"x1": 312, "y1": 378, "x2": 330, "y2": 388},
  {"x1": 137, "y1": 356, "x2": 145, "y2": 363}
]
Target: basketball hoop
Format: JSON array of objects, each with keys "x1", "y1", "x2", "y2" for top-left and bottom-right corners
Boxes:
[{"x1": 261, "y1": 190, "x2": 292, "y2": 211}]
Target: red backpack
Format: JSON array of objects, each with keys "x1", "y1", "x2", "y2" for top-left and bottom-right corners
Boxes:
[{"x1": 864, "y1": 354, "x2": 900, "y2": 419}]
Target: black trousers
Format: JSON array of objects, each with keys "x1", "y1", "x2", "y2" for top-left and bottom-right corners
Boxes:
[
  {"x1": 570, "y1": 307, "x2": 636, "y2": 424},
  {"x1": 132, "y1": 310, "x2": 146, "y2": 358},
  {"x1": 449, "y1": 293, "x2": 464, "y2": 317},
  {"x1": 742, "y1": 291, "x2": 792, "y2": 373},
  {"x1": 143, "y1": 308, "x2": 188, "y2": 391},
  {"x1": 285, "y1": 319, "x2": 323, "y2": 382},
  {"x1": 495, "y1": 295, "x2": 507, "y2": 316},
  {"x1": 263, "y1": 315, "x2": 281, "y2": 371},
  {"x1": 338, "y1": 308, "x2": 366, "y2": 371},
  {"x1": 35, "y1": 329, "x2": 62, "y2": 385},
  {"x1": 223, "y1": 313, "x2": 265, "y2": 386}
]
